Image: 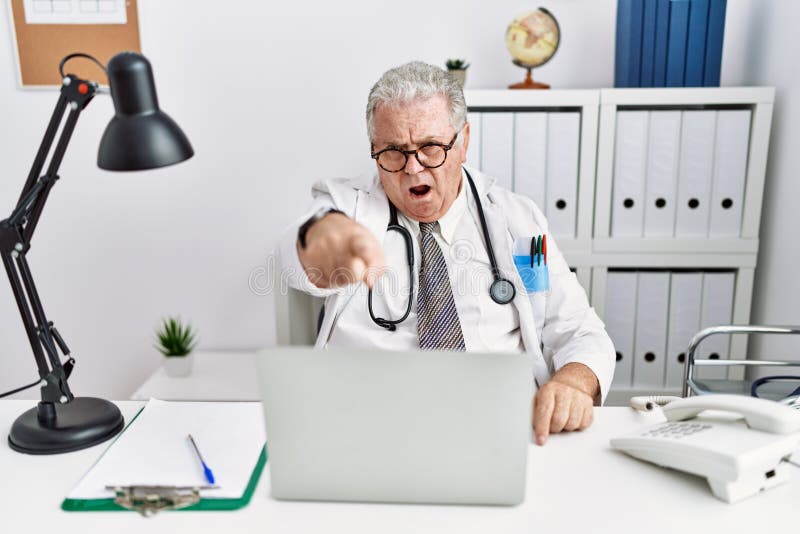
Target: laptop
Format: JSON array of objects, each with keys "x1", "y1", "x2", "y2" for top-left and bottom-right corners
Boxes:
[{"x1": 256, "y1": 347, "x2": 533, "y2": 505}]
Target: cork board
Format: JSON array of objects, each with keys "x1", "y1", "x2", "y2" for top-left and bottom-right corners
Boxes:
[{"x1": 8, "y1": 0, "x2": 140, "y2": 87}]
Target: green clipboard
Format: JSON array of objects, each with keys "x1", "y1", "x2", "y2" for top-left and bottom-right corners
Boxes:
[
  {"x1": 61, "y1": 447, "x2": 267, "y2": 512},
  {"x1": 61, "y1": 400, "x2": 268, "y2": 513}
]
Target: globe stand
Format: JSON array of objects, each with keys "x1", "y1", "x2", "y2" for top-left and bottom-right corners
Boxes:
[{"x1": 509, "y1": 66, "x2": 549, "y2": 90}]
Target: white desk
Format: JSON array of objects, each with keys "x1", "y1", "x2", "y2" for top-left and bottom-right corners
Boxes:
[
  {"x1": 131, "y1": 351, "x2": 260, "y2": 401},
  {"x1": 1, "y1": 401, "x2": 797, "y2": 533}
]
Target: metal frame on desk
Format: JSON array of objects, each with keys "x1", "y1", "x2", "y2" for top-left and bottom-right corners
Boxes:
[{"x1": 684, "y1": 325, "x2": 800, "y2": 397}]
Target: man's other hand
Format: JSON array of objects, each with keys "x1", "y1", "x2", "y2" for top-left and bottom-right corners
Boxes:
[
  {"x1": 297, "y1": 212, "x2": 386, "y2": 289},
  {"x1": 532, "y1": 362, "x2": 599, "y2": 446}
]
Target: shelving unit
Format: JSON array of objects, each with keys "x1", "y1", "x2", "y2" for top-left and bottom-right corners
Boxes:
[{"x1": 465, "y1": 87, "x2": 775, "y2": 405}]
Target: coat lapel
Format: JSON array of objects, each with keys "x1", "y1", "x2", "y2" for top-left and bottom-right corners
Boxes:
[{"x1": 471, "y1": 168, "x2": 550, "y2": 388}]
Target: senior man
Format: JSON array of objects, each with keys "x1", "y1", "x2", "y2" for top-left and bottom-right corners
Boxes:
[{"x1": 279, "y1": 61, "x2": 614, "y2": 445}]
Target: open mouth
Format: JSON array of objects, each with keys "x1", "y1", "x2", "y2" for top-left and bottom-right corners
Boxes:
[{"x1": 409, "y1": 185, "x2": 431, "y2": 197}]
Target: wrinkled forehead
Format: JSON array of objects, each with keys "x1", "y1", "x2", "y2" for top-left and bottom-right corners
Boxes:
[{"x1": 372, "y1": 95, "x2": 453, "y2": 143}]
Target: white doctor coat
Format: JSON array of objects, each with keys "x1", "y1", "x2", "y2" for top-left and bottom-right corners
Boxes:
[{"x1": 279, "y1": 166, "x2": 615, "y2": 404}]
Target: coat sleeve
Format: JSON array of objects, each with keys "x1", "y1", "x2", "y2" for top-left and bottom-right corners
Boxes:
[
  {"x1": 276, "y1": 178, "x2": 359, "y2": 298},
  {"x1": 527, "y1": 201, "x2": 616, "y2": 405}
]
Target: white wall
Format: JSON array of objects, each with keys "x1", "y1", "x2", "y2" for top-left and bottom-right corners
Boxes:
[
  {"x1": 0, "y1": 0, "x2": 796, "y2": 399},
  {"x1": 725, "y1": 1, "x2": 800, "y2": 365}
]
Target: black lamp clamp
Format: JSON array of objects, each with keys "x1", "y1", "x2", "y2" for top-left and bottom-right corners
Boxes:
[{"x1": 1, "y1": 52, "x2": 193, "y2": 454}]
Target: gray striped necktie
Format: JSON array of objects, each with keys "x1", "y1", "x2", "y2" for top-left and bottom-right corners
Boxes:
[{"x1": 417, "y1": 222, "x2": 466, "y2": 351}]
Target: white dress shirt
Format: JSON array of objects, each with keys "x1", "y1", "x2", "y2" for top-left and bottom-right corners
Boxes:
[{"x1": 327, "y1": 176, "x2": 524, "y2": 353}]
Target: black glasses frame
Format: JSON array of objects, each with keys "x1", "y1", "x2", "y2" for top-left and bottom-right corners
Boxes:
[{"x1": 371, "y1": 132, "x2": 459, "y2": 173}]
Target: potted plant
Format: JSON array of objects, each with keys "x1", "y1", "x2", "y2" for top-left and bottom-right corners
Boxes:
[
  {"x1": 445, "y1": 58, "x2": 470, "y2": 87},
  {"x1": 155, "y1": 316, "x2": 197, "y2": 377}
]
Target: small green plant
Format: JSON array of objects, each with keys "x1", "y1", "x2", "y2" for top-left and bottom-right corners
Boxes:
[
  {"x1": 155, "y1": 317, "x2": 197, "y2": 357},
  {"x1": 445, "y1": 58, "x2": 470, "y2": 70}
]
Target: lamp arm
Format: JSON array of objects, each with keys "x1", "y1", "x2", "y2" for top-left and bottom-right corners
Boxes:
[
  {"x1": 0, "y1": 75, "x2": 97, "y2": 404},
  {"x1": 25, "y1": 84, "x2": 94, "y2": 243},
  {"x1": 15, "y1": 92, "x2": 68, "y2": 209}
]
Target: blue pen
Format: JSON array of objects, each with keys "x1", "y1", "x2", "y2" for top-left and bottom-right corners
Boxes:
[{"x1": 188, "y1": 434, "x2": 215, "y2": 485}]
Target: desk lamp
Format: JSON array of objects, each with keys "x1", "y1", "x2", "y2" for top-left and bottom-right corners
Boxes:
[{"x1": 0, "y1": 52, "x2": 193, "y2": 454}]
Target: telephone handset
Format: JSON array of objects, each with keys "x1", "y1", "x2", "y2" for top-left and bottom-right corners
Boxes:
[{"x1": 611, "y1": 394, "x2": 800, "y2": 503}]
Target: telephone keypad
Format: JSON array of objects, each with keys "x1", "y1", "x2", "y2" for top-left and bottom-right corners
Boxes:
[{"x1": 641, "y1": 422, "x2": 713, "y2": 439}]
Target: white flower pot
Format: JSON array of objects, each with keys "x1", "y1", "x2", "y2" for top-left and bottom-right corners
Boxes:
[{"x1": 163, "y1": 353, "x2": 194, "y2": 377}]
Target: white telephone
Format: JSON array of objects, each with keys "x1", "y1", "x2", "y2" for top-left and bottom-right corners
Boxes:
[{"x1": 610, "y1": 394, "x2": 800, "y2": 503}]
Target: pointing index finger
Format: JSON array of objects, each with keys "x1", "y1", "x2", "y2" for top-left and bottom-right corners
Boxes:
[{"x1": 533, "y1": 390, "x2": 554, "y2": 446}]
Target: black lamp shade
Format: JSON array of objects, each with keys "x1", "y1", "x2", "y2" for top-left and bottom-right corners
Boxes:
[{"x1": 98, "y1": 52, "x2": 193, "y2": 171}]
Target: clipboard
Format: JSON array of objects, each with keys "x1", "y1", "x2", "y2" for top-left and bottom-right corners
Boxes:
[{"x1": 61, "y1": 399, "x2": 267, "y2": 515}]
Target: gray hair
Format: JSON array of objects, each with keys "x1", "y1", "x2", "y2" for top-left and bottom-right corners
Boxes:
[{"x1": 366, "y1": 61, "x2": 467, "y2": 144}]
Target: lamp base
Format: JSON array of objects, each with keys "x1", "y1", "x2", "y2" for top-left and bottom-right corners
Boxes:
[{"x1": 8, "y1": 397, "x2": 124, "y2": 454}]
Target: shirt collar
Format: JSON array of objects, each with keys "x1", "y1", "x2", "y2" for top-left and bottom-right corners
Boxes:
[{"x1": 399, "y1": 168, "x2": 468, "y2": 245}]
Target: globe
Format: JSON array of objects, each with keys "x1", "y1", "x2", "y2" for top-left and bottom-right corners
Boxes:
[{"x1": 505, "y1": 8, "x2": 560, "y2": 89}]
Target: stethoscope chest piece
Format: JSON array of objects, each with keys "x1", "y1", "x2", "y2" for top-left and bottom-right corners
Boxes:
[{"x1": 490, "y1": 278, "x2": 516, "y2": 305}]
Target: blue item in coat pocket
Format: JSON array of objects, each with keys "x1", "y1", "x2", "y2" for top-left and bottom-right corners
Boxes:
[{"x1": 513, "y1": 255, "x2": 550, "y2": 293}]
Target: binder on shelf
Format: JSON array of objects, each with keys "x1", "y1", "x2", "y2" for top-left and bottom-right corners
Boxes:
[
  {"x1": 62, "y1": 399, "x2": 267, "y2": 514},
  {"x1": 666, "y1": 0, "x2": 690, "y2": 87},
  {"x1": 696, "y1": 272, "x2": 735, "y2": 381},
  {"x1": 709, "y1": 110, "x2": 750, "y2": 237},
  {"x1": 633, "y1": 272, "x2": 670, "y2": 389},
  {"x1": 611, "y1": 111, "x2": 648, "y2": 237},
  {"x1": 653, "y1": 0, "x2": 671, "y2": 86},
  {"x1": 665, "y1": 272, "x2": 703, "y2": 390},
  {"x1": 703, "y1": 0, "x2": 727, "y2": 86},
  {"x1": 640, "y1": 0, "x2": 658, "y2": 87},
  {"x1": 643, "y1": 111, "x2": 681, "y2": 237},
  {"x1": 481, "y1": 112, "x2": 514, "y2": 191},
  {"x1": 684, "y1": 0, "x2": 710, "y2": 87},
  {"x1": 614, "y1": 0, "x2": 644, "y2": 87},
  {"x1": 545, "y1": 112, "x2": 580, "y2": 238},
  {"x1": 467, "y1": 112, "x2": 482, "y2": 169},
  {"x1": 606, "y1": 271, "x2": 638, "y2": 389},
  {"x1": 675, "y1": 110, "x2": 716, "y2": 237},
  {"x1": 512, "y1": 112, "x2": 547, "y2": 205}
]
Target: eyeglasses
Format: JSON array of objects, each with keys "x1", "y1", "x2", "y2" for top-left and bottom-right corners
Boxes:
[{"x1": 371, "y1": 132, "x2": 459, "y2": 173}]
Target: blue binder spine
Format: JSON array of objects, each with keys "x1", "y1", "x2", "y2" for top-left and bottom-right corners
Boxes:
[
  {"x1": 666, "y1": 0, "x2": 690, "y2": 87},
  {"x1": 615, "y1": 0, "x2": 645, "y2": 87},
  {"x1": 640, "y1": 0, "x2": 658, "y2": 87},
  {"x1": 685, "y1": 0, "x2": 710, "y2": 86},
  {"x1": 653, "y1": 0, "x2": 671, "y2": 86},
  {"x1": 703, "y1": 0, "x2": 727, "y2": 86}
]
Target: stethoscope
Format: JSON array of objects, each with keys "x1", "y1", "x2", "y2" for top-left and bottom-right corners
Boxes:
[{"x1": 368, "y1": 168, "x2": 516, "y2": 331}]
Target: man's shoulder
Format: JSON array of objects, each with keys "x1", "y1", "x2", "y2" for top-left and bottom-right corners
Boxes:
[
  {"x1": 312, "y1": 172, "x2": 379, "y2": 196},
  {"x1": 310, "y1": 172, "x2": 382, "y2": 217}
]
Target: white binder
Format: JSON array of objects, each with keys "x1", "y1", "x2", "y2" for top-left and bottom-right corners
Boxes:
[
  {"x1": 467, "y1": 111, "x2": 482, "y2": 169},
  {"x1": 633, "y1": 272, "x2": 670, "y2": 389},
  {"x1": 675, "y1": 111, "x2": 716, "y2": 237},
  {"x1": 611, "y1": 111, "x2": 649, "y2": 236},
  {"x1": 512, "y1": 112, "x2": 547, "y2": 205},
  {"x1": 480, "y1": 112, "x2": 514, "y2": 190},
  {"x1": 643, "y1": 111, "x2": 681, "y2": 237},
  {"x1": 606, "y1": 271, "x2": 638, "y2": 389},
  {"x1": 709, "y1": 110, "x2": 751, "y2": 237},
  {"x1": 545, "y1": 112, "x2": 580, "y2": 238},
  {"x1": 696, "y1": 272, "x2": 736, "y2": 381},
  {"x1": 665, "y1": 272, "x2": 703, "y2": 390}
]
